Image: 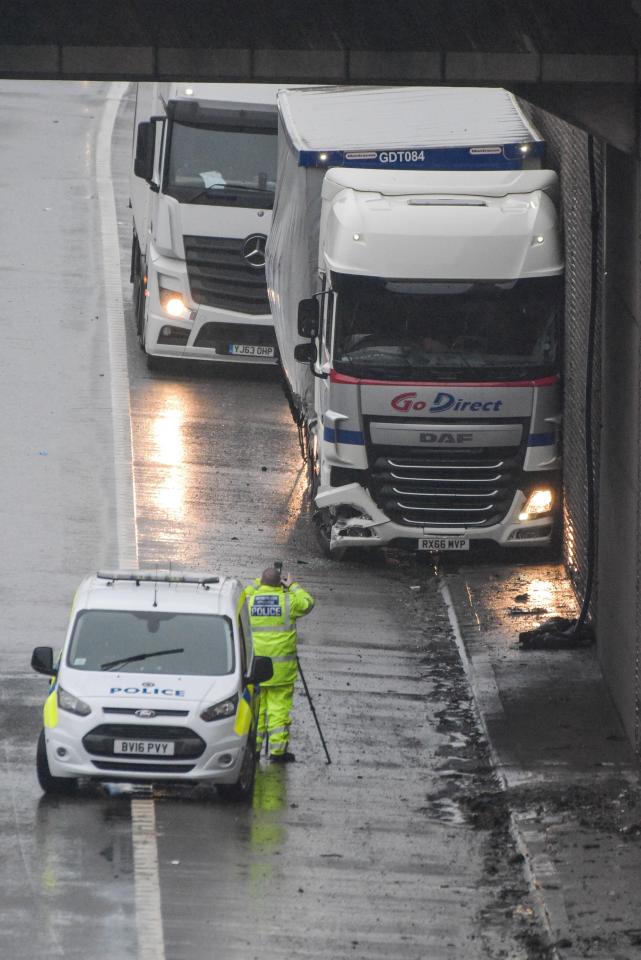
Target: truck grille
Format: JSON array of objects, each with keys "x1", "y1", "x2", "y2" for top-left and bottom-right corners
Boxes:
[
  {"x1": 83, "y1": 724, "x2": 205, "y2": 759},
  {"x1": 369, "y1": 445, "x2": 523, "y2": 528},
  {"x1": 184, "y1": 235, "x2": 270, "y2": 315}
]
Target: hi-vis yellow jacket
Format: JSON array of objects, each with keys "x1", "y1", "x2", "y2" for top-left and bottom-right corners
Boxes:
[{"x1": 245, "y1": 580, "x2": 315, "y2": 685}]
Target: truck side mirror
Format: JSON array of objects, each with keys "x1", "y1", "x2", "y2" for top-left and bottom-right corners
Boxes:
[
  {"x1": 294, "y1": 342, "x2": 317, "y2": 364},
  {"x1": 134, "y1": 122, "x2": 156, "y2": 183},
  {"x1": 31, "y1": 646, "x2": 56, "y2": 677},
  {"x1": 248, "y1": 656, "x2": 273, "y2": 685},
  {"x1": 298, "y1": 298, "x2": 320, "y2": 338}
]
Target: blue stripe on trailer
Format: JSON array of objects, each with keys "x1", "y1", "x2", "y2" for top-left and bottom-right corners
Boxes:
[{"x1": 298, "y1": 141, "x2": 546, "y2": 170}]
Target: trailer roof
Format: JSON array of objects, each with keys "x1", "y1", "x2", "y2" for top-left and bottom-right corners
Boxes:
[
  {"x1": 278, "y1": 86, "x2": 543, "y2": 167},
  {"x1": 166, "y1": 82, "x2": 284, "y2": 107}
]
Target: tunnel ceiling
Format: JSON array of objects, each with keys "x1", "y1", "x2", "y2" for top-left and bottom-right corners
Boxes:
[{"x1": 2, "y1": 0, "x2": 641, "y2": 150}]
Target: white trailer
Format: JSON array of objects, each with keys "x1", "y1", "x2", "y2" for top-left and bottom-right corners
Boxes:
[
  {"x1": 267, "y1": 86, "x2": 563, "y2": 555},
  {"x1": 130, "y1": 83, "x2": 282, "y2": 368}
]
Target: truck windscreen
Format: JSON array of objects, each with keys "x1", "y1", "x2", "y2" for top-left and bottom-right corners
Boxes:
[
  {"x1": 332, "y1": 275, "x2": 562, "y2": 382},
  {"x1": 165, "y1": 120, "x2": 277, "y2": 208}
]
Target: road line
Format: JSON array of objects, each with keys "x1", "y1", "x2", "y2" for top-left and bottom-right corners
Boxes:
[
  {"x1": 131, "y1": 800, "x2": 166, "y2": 960},
  {"x1": 438, "y1": 577, "x2": 563, "y2": 960},
  {"x1": 96, "y1": 80, "x2": 138, "y2": 571},
  {"x1": 97, "y1": 83, "x2": 165, "y2": 960}
]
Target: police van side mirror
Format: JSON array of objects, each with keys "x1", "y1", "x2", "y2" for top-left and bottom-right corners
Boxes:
[
  {"x1": 134, "y1": 122, "x2": 156, "y2": 184},
  {"x1": 297, "y1": 298, "x2": 320, "y2": 338},
  {"x1": 247, "y1": 656, "x2": 273, "y2": 685},
  {"x1": 31, "y1": 646, "x2": 56, "y2": 677}
]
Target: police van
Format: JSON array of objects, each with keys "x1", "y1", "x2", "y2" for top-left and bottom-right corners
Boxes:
[{"x1": 30, "y1": 570, "x2": 272, "y2": 799}]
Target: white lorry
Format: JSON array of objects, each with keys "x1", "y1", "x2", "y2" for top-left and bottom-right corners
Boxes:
[
  {"x1": 130, "y1": 83, "x2": 281, "y2": 368},
  {"x1": 267, "y1": 86, "x2": 563, "y2": 555}
]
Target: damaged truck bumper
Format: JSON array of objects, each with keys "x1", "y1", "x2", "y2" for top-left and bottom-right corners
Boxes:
[{"x1": 315, "y1": 482, "x2": 554, "y2": 551}]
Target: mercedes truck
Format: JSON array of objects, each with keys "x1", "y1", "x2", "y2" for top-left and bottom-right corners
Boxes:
[
  {"x1": 130, "y1": 83, "x2": 281, "y2": 368},
  {"x1": 266, "y1": 86, "x2": 563, "y2": 555}
]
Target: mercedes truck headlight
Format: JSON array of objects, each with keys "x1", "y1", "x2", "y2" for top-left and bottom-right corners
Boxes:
[
  {"x1": 159, "y1": 287, "x2": 191, "y2": 320},
  {"x1": 200, "y1": 695, "x2": 238, "y2": 722},
  {"x1": 58, "y1": 685, "x2": 92, "y2": 717},
  {"x1": 519, "y1": 488, "x2": 553, "y2": 521}
]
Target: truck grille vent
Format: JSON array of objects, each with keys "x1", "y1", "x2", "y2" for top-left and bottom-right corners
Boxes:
[
  {"x1": 369, "y1": 445, "x2": 523, "y2": 528},
  {"x1": 184, "y1": 235, "x2": 270, "y2": 315}
]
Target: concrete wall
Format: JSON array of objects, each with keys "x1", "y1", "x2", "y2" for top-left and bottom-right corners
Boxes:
[
  {"x1": 530, "y1": 104, "x2": 641, "y2": 752},
  {"x1": 597, "y1": 148, "x2": 641, "y2": 750}
]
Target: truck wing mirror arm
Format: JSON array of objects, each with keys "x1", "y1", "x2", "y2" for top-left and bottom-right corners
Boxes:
[{"x1": 293, "y1": 341, "x2": 327, "y2": 380}]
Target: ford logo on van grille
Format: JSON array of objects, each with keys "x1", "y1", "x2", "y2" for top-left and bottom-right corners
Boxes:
[{"x1": 135, "y1": 709, "x2": 156, "y2": 718}]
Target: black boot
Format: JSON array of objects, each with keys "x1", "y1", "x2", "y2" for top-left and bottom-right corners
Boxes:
[{"x1": 270, "y1": 751, "x2": 296, "y2": 764}]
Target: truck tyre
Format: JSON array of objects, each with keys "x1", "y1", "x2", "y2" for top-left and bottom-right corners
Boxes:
[
  {"x1": 217, "y1": 736, "x2": 257, "y2": 802},
  {"x1": 36, "y1": 730, "x2": 77, "y2": 796},
  {"x1": 131, "y1": 239, "x2": 146, "y2": 347},
  {"x1": 310, "y1": 469, "x2": 348, "y2": 560}
]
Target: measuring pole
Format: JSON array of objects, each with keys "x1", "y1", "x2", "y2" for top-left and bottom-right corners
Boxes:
[{"x1": 297, "y1": 655, "x2": 332, "y2": 764}]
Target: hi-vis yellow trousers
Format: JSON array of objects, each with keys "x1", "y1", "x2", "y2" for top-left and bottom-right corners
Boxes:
[{"x1": 256, "y1": 684, "x2": 295, "y2": 757}]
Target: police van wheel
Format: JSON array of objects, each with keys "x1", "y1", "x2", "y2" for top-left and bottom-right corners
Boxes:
[
  {"x1": 36, "y1": 730, "x2": 77, "y2": 796},
  {"x1": 217, "y1": 737, "x2": 257, "y2": 802}
]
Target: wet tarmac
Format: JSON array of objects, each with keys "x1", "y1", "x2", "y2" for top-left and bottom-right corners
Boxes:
[{"x1": 2, "y1": 80, "x2": 637, "y2": 960}]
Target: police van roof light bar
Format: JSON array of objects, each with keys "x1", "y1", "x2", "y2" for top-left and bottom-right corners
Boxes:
[{"x1": 97, "y1": 570, "x2": 220, "y2": 586}]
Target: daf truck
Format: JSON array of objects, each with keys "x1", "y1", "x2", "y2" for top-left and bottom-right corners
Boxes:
[
  {"x1": 130, "y1": 83, "x2": 281, "y2": 368},
  {"x1": 266, "y1": 86, "x2": 563, "y2": 555}
]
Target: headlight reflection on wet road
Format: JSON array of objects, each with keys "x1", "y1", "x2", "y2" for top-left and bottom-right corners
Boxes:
[{"x1": 150, "y1": 392, "x2": 187, "y2": 523}]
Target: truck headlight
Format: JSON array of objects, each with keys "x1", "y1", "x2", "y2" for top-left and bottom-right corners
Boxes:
[
  {"x1": 519, "y1": 488, "x2": 553, "y2": 521},
  {"x1": 58, "y1": 685, "x2": 92, "y2": 717},
  {"x1": 200, "y1": 695, "x2": 238, "y2": 722},
  {"x1": 159, "y1": 287, "x2": 191, "y2": 320}
]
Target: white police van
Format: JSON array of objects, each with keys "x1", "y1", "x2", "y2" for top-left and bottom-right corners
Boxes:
[{"x1": 31, "y1": 570, "x2": 272, "y2": 799}]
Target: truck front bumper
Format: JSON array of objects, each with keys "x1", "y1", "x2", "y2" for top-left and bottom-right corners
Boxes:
[{"x1": 315, "y1": 482, "x2": 554, "y2": 551}]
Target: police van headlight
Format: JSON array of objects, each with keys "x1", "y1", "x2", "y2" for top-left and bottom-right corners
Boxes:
[
  {"x1": 200, "y1": 695, "x2": 238, "y2": 722},
  {"x1": 519, "y1": 488, "x2": 553, "y2": 521},
  {"x1": 58, "y1": 685, "x2": 92, "y2": 717}
]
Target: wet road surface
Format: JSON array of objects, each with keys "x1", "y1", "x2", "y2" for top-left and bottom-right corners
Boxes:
[{"x1": 0, "y1": 82, "x2": 550, "y2": 959}]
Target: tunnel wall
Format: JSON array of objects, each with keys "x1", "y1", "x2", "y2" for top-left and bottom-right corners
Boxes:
[
  {"x1": 529, "y1": 104, "x2": 641, "y2": 751},
  {"x1": 596, "y1": 148, "x2": 641, "y2": 751},
  {"x1": 529, "y1": 107, "x2": 605, "y2": 606}
]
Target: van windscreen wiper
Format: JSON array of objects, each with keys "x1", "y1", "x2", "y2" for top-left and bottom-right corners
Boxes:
[{"x1": 100, "y1": 648, "x2": 184, "y2": 671}]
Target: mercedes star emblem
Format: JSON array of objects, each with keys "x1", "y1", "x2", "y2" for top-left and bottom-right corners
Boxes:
[{"x1": 242, "y1": 233, "x2": 267, "y2": 269}]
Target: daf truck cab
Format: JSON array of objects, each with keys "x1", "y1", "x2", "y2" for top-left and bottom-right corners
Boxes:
[{"x1": 267, "y1": 86, "x2": 563, "y2": 556}]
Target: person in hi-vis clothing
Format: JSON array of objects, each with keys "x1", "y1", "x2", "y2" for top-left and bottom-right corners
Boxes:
[{"x1": 246, "y1": 567, "x2": 315, "y2": 763}]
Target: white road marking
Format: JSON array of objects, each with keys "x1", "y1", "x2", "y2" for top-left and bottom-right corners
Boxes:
[
  {"x1": 439, "y1": 579, "x2": 563, "y2": 959},
  {"x1": 96, "y1": 81, "x2": 138, "y2": 571},
  {"x1": 131, "y1": 800, "x2": 166, "y2": 960},
  {"x1": 97, "y1": 83, "x2": 164, "y2": 960}
]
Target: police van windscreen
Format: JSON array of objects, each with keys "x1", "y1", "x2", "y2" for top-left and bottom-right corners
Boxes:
[
  {"x1": 331, "y1": 274, "x2": 562, "y2": 382},
  {"x1": 165, "y1": 119, "x2": 278, "y2": 208},
  {"x1": 67, "y1": 610, "x2": 235, "y2": 675}
]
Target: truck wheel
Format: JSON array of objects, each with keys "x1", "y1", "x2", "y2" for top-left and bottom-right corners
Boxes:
[
  {"x1": 36, "y1": 730, "x2": 77, "y2": 796},
  {"x1": 217, "y1": 737, "x2": 257, "y2": 802},
  {"x1": 310, "y1": 468, "x2": 348, "y2": 560},
  {"x1": 313, "y1": 508, "x2": 346, "y2": 560},
  {"x1": 131, "y1": 241, "x2": 146, "y2": 347}
]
